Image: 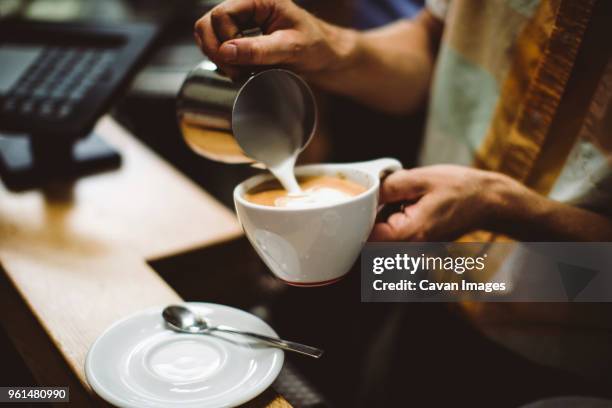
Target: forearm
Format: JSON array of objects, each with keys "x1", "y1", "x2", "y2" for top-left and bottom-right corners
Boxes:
[
  {"x1": 487, "y1": 174, "x2": 612, "y2": 241},
  {"x1": 307, "y1": 11, "x2": 442, "y2": 114}
]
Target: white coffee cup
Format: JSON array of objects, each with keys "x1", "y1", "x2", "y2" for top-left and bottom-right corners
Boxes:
[{"x1": 233, "y1": 158, "x2": 402, "y2": 286}]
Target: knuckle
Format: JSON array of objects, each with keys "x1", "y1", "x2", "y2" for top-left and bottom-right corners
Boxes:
[
  {"x1": 210, "y1": 6, "x2": 223, "y2": 20},
  {"x1": 249, "y1": 43, "x2": 265, "y2": 64},
  {"x1": 210, "y1": 7, "x2": 227, "y2": 26},
  {"x1": 391, "y1": 168, "x2": 410, "y2": 182},
  {"x1": 384, "y1": 180, "x2": 402, "y2": 198},
  {"x1": 413, "y1": 228, "x2": 429, "y2": 242},
  {"x1": 194, "y1": 17, "x2": 205, "y2": 32},
  {"x1": 258, "y1": 0, "x2": 276, "y2": 9},
  {"x1": 383, "y1": 224, "x2": 400, "y2": 241},
  {"x1": 289, "y1": 41, "x2": 304, "y2": 57},
  {"x1": 387, "y1": 216, "x2": 409, "y2": 239}
]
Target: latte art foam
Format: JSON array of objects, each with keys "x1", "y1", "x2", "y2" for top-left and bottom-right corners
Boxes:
[
  {"x1": 274, "y1": 187, "x2": 354, "y2": 208},
  {"x1": 245, "y1": 175, "x2": 367, "y2": 208}
]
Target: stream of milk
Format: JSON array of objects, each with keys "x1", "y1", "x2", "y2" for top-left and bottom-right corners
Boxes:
[{"x1": 267, "y1": 152, "x2": 301, "y2": 194}]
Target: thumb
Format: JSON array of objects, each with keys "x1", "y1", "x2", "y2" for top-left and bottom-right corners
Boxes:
[
  {"x1": 217, "y1": 31, "x2": 296, "y2": 65},
  {"x1": 379, "y1": 168, "x2": 430, "y2": 204}
]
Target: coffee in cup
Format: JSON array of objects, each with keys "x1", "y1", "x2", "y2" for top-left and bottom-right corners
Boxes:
[{"x1": 244, "y1": 175, "x2": 367, "y2": 208}]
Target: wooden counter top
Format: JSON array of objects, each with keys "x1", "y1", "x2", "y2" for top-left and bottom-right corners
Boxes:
[{"x1": 0, "y1": 117, "x2": 290, "y2": 407}]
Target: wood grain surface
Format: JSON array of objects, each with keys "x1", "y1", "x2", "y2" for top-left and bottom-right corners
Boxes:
[{"x1": 0, "y1": 117, "x2": 289, "y2": 407}]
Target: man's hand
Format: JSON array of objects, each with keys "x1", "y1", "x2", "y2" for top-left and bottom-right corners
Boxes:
[
  {"x1": 194, "y1": 0, "x2": 346, "y2": 78},
  {"x1": 370, "y1": 165, "x2": 612, "y2": 242},
  {"x1": 193, "y1": 1, "x2": 440, "y2": 114},
  {"x1": 370, "y1": 165, "x2": 509, "y2": 242}
]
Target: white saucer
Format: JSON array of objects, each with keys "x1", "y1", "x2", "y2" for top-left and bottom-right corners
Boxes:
[{"x1": 85, "y1": 303, "x2": 284, "y2": 408}]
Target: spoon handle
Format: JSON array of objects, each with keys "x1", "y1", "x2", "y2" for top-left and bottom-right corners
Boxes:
[{"x1": 210, "y1": 327, "x2": 323, "y2": 358}]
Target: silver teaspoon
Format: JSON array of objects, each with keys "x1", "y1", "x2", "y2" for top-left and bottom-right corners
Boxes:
[{"x1": 162, "y1": 305, "x2": 323, "y2": 359}]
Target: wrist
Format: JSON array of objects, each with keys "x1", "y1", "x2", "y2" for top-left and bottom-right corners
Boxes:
[
  {"x1": 308, "y1": 22, "x2": 361, "y2": 82},
  {"x1": 481, "y1": 172, "x2": 532, "y2": 231},
  {"x1": 328, "y1": 25, "x2": 361, "y2": 73},
  {"x1": 482, "y1": 171, "x2": 555, "y2": 237}
]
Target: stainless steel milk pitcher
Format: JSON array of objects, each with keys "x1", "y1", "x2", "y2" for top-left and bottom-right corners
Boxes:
[{"x1": 176, "y1": 61, "x2": 317, "y2": 167}]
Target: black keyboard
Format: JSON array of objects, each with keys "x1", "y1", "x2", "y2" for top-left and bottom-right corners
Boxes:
[
  {"x1": 3, "y1": 47, "x2": 117, "y2": 121},
  {"x1": 0, "y1": 21, "x2": 158, "y2": 138}
]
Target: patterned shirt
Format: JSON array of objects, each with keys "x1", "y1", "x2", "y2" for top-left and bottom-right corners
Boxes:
[
  {"x1": 421, "y1": 0, "x2": 612, "y2": 378},
  {"x1": 422, "y1": 0, "x2": 611, "y2": 223}
]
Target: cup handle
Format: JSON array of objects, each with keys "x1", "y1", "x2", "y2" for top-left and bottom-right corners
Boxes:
[{"x1": 351, "y1": 158, "x2": 402, "y2": 179}]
